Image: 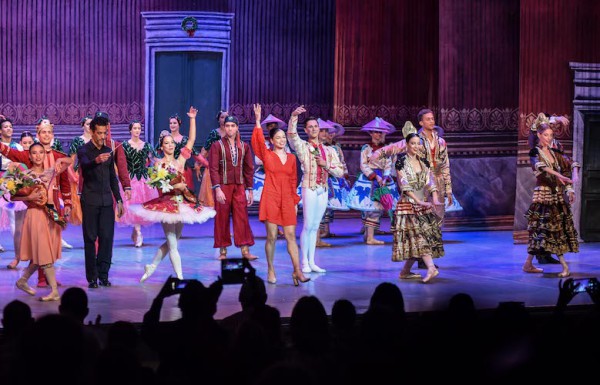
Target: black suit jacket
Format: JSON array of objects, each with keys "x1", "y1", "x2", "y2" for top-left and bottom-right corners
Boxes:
[{"x1": 78, "y1": 141, "x2": 122, "y2": 207}]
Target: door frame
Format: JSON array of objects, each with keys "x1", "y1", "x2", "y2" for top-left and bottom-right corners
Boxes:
[
  {"x1": 142, "y1": 11, "x2": 233, "y2": 144},
  {"x1": 570, "y1": 62, "x2": 600, "y2": 240}
]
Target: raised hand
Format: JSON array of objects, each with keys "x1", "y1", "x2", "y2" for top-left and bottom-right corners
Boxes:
[
  {"x1": 253, "y1": 103, "x2": 262, "y2": 124},
  {"x1": 291, "y1": 105, "x2": 306, "y2": 117},
  {"x1": 187, "y1": 106, "x2": 198, "y2": 119}
]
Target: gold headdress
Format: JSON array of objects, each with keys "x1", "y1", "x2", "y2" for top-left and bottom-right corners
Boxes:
[
  {"x1": 530, "y1": 113, "x2": 549, "y2": 132},
  {"x1": 401, "y1": 121, "x2": 417, "y2": 138}
]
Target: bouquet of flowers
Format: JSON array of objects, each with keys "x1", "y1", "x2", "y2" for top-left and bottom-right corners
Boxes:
[
  {"x1": 146, "y1": 163, "x2": 178, "y2": 193},
  {"x1": 0, "y1": 163, "x2": 42, "y2": 200}
]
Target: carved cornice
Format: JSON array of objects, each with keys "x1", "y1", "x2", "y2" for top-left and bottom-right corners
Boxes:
[
  {"x1": 440, "y1": 108, "x2": 518, "y2": 132},
  {"x1": 0, "y1": 103, "x2": 144, "y2": 125}
]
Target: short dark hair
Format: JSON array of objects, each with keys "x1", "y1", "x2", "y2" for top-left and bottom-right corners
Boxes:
[
  {"x1": 305, "y1": 116, "x2": 318, "y2": 127},
  {"x1": 0, "y1": 117, "x2": 13, "y2": 127},
  {"x1": 417, "y1": 109, "x2": 434, "y2": 123},
  {"x1": 90, "y1": 116, "x2": 110, "y2": 131}
]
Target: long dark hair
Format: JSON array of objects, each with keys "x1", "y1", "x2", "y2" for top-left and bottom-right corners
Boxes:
[
  {"x1": 269, "y1": 127, "x2": 284, "y2": 139},
  {"x1": 395, "y1": 152, "x2": 430, "y2": 172}
]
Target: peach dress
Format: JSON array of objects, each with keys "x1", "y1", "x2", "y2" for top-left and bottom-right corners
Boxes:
[{"x1": 19, "y1": 170, "x2": 64, "y2": 265}]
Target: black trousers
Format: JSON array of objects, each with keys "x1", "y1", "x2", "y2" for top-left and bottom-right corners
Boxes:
[{"x1": 81, "y1": 202, "x2": 115, "y2": 282}]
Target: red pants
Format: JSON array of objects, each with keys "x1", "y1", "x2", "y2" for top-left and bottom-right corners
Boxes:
[{"x1": 213, "y1": 184, "x2": 254, "y2": 248}]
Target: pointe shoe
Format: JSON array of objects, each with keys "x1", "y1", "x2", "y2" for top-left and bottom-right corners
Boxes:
[
  {"x1": 218, "y1": 247, "x2": 227, "y2": 260},
  {"x1": 16, "y1": 279, "x2": 36, "y2": 296},
  {"x1": 366, "y1": 239, "x2": 385, "y2": 245},
  {"x1": 316, "y1": 240, "x2": 332, "y2": 248},
  {"x1": 522, "y1": 264, "x2": 543, "y2": 274},
  {"x1": 61, "y1": 239, "x2": 73, "y2": 249},
  {"x1": 309, "y1": 264, "x2": 326, "y2": 273},
  {"x1": 422, "y1": 269, "x2": 439, "y2": 283},
  {"x1": 7, "y1": 259, "x2": 19, "y2": 269},
  {"x1": 292, "y1": 272, "x2": 310, "y2": 286},
  {"x1": 267, "y1": 270, "x2": 277, "y2": 284},
  {"x1": 399, "y1": 271, "x2": 421, "y2": 279},
  {"x1": 241, "y1": 246, "x2": 258, "y2": 261},
  {"x1": 40, "y1": 292, "x2": 60, "y2": 302},
  {"x1": 140, "y1": 264, "x2": 157, "y2": 283}
]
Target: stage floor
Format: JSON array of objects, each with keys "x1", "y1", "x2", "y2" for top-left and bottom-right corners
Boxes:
[{"x1": 0, "y1": 218, "x2": 598, "y2": 325}]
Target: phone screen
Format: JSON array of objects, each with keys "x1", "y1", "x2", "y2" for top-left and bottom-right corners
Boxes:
[{"x1": 573, "y1": 278, "x2": 590, "y2": 293}]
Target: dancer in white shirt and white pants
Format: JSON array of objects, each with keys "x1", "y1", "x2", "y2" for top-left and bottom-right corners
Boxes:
[{"x1": 287, "y1": 106, "x2": 344, "y2": 273}]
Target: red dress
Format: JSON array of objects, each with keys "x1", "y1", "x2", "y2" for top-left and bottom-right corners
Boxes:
[{"x1": 251, "y1": 126, "x2": 300, "y2": 226}]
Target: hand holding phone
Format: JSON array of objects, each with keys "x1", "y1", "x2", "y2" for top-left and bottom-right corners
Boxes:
[{"x1": 573, "y1": 277, "x2": 598, "y2": 293}]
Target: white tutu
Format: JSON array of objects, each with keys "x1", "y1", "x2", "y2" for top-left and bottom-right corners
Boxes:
[{"x1": 128, "y1": 202, "x2": 216, "y2": 225}]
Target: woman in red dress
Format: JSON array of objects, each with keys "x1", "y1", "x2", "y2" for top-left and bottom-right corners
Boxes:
[{"x1": 251, "y1": 104, "x2": 309, "y2": 286}]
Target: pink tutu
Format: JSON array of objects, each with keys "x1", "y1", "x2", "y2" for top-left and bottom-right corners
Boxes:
[{"x1": 118, "y1": 177, "x2": 159, "y2": 226}]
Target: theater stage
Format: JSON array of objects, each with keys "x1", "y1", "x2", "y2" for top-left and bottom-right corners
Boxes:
[{"x1": 0, "y1": 218, "x2": 598, "y2": 325}]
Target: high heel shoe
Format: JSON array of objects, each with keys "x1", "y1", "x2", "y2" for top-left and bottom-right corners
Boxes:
[
  {"x1": 140, "y1": 264, "x2": 157, "y2": 283},
  {"x1": 292, "y1": 272, "x2": 310, "y2": 286},
  {"x1": 7, "y1": 259, "x2": 19, "y2": 270},
  {"x1": 422, "y1": 269, "x2": 439, "y2": 283},
  {"x1": 267, "y1": 270, "x2": 277, "y2": 284}
]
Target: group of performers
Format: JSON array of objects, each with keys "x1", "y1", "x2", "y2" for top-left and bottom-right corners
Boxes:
[{"x1": 0, "y1": 106, "x2": 580, "y2": 300}]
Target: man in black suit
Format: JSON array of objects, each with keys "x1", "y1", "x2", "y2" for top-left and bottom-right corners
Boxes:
[{"x1": 78, "y1": 113, "x2": 125, "y2": 288}]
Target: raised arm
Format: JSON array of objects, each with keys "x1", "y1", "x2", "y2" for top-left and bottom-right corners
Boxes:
[
  {"x1": 371, "y1": 140, "x2": 407, "y2": 162},
  {"x1": 184, "y1": 106, "x2": 197, "y2": 152},
  {"x1": 287, "y1": 106, "x2": 308, "y2": 156},
  {"x1": 177, "y1": 106, "x2": 198, "y2": 168},
  {"x1": 251, "y1": 103, "x2": 267, "y2": 162},
  {"x1": 0, "y1": 142, "x2": 30, "y2": 164}
]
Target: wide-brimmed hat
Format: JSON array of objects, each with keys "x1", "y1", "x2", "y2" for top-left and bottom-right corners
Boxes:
[
  {"x1": 261, "y1": 114, "x2": 287, "y2": 129},
  {"x1": 317, "y1": 118, "x2": 334, "y2": 130},
  {"x1": 326, "y1": 120, "x2": 345, "y2": 136},
  {"x1": 361, "y1": 117, "x2": 395, "y2": 134}
]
